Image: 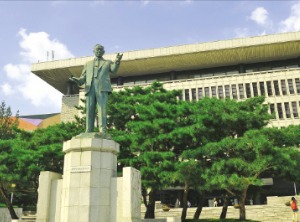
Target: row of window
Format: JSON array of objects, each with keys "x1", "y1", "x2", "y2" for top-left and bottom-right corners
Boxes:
[
  {"x1": 183, "y1": 78, "x2": 300, "y2": 101},
  {"x1": 270, "y1": 101, "x2": 300, "y2": 119},
  {"x1": 111, "y1": 58, "x2": 300, "y2": 87}
]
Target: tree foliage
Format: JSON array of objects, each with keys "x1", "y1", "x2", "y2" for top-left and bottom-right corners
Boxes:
[
  {"x1": 107, "y1": 83, "x2": 281, "y2": 220},
  {"x1": 108, "y1": 82, "x2": 186, "y2": 218},
  {"x1": 196, "y1": 127, "x2": 300, "y2": 220},
  {"x1": 0, "y1": 101, "x2": 19, "y2": 139},
  {"x1": 0, "y1": 120, "x2": 82, "y2": 216},
  {"x1": 0, "y1": 101, "x2": 20, "y2": 219}
]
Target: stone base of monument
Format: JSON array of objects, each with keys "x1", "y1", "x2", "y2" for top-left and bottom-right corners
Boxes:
[{"x1": 35, "y1": 133, "x2": 141, "y2": 222}]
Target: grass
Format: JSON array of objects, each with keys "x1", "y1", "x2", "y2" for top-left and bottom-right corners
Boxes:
[
  {"x1": 184, "y1": 219, "x2": 260, "y2": 222},
  {"x1": 0, "y1": 203, "x2": 19, "y2": 208}
]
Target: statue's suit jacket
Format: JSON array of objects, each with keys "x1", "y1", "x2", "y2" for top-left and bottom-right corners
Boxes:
[{"x1": 78, "y1": 58, "x2": 120, "y2": 95}]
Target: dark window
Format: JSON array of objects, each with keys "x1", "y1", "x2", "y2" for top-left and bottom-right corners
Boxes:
[
  {"x1": 204, "y1": 87, "x2": 209, "y2": 97},
  {"x1": 267, "y1": 81, "x2": 273, "y2": 96},
  {"x1": 273, "y1": 80, "x2": 280, "y2": 96},
  {"x1": 277, "y1": 103, "x2": 283, "y2": 119},
  {"x1": 231, "y1": 84, "x2": 237, "y2": 99},
  {"x1": 270, "y1": 104, "x2": 275, "y2": 119},
  {"x1": 211, "y1": 86, "x2": 217, "y2": 97},
  {"x1": 292, "y1": 102, "x2": 299, "y2": 118},
  {"x1": 218, "y1": 86, "x2": 224, "y2": 99},
  {"x1": 281, "y1": 80, "x2": 287, "y2": 95},
  {"x1": 284, "y1": 102, "x2": 291, "y2": 118},
  {"x1": 295, "y1": 78, "x2": 300, "y2": 94},
  {"x1": 252, "y1": 82, "x2": 258, "y2": 97},
  {"x1": 238, "y1": 84, "x2": 244, "y2": 99},
  {"x1": 288, "y1": 79, "x2": 295, "y2": 94},
  {"x1": 259, "y1": 82, "x2": 265, "y2": 96},
  {"x1": 198, "y1": 88, "x2": 203, "y2": 100},
  {"x1": 245, "y1": 83, "x2": 251, "y2": 98},
  {"x1": 270, "y1": 104, "x2": 275, "y2": 114},
  {"x1": 191, "y1": 88, "x2": 196, "y2": 101},
  {"x1": 225, "y1": 85, "x2": 230, "y2": 98},
  {"x1": 185, "y1": 89, "x2": 190, "y2": 101}
]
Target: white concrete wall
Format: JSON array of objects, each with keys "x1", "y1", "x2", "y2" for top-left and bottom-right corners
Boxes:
[
  {"x1": 36, "y1": 171, "x2": 62, "y2": 222},
  {"x1": 0, "y1": 208, "x2": 22, "y2": 222},
  {"x1": 61, "y1": 94, "x2": 79, "y2": 123},
  {"x1": 117, "y1": 167, "x2": 141, "y2": 222}
]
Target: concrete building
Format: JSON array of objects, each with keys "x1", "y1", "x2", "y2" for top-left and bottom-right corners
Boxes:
[
  {"x1": 12, "y1": 113, "x2": 61, "y2": 131},
  {"x1": 30, "y1": 32, "x2": 300, "y2": 207},
  {"x1": 31, "y1": 31, "x2": 300, "y2": 128}
]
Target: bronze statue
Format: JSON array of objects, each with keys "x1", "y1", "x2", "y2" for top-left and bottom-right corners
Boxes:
[{"x1": 70, "y1": 44, "x2": 123, "y2": 137}]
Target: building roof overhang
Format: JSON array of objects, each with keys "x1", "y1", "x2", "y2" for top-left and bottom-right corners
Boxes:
[{"x1": 31, "y1": 32, "x2": 300, "y2": 95}]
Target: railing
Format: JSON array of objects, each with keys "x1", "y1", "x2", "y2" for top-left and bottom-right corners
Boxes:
[{"x1": 112, "y1": 67, "x2": 300, "y2": 90}]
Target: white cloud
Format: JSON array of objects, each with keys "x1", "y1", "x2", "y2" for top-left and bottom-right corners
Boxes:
[
  {"x1": 2, "y1": 28, "x2": 73, "y2": 112},
  {"x1": 4, "y1": 63, "x2": 62, "y2": 107},
  {"x1": 250, "y1": 7, "x2": 269, "y2": 26},
  {"x1": 1, "y1": 83, "x2": 14, "y2": 96},
  {"x1": 4, "y1": 63, "x2": 30, "y2": 80},
  {"x1": 18, "y1": 28, "x2": 74, "y2": 63},
  {"x1": 280, "y1": 1, "x2": 300, "y2": 32},
  {"x1": 18, "y1": 72, "x2": 62, "y2": 108}
]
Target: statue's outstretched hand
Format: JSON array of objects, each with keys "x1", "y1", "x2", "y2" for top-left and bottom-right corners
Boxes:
[
  {"x1": 115, "y1": 53, "x2": 123, "y2": 64},
  {"x1": 69, "y1": 76, "x2": 81, "y2": 86}
]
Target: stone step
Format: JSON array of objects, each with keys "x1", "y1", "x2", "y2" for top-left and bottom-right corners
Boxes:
[
  {"x1": 17, "y1": 213, "x2": 37, "y2": 222},
  {"x1": 143, "y1": 204, "x2": 296, "y2": 222}
]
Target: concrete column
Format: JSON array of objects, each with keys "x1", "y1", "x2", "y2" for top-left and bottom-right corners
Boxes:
[
  {"x1": 61, "y1": 133, "x2": 119, "y2": 222},
  {"x1": 114, "y1": 167, "x2": 141, "y2": 222},
  {"x1": 36, "y1": 171, "x2": 62, "y2": 222}
]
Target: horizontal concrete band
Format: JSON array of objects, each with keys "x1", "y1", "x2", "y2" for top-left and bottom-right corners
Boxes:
[
  {"x1": 63, "y1": 146, "x2": 119, "y2": 154},
  {"x1": 63, "y1": 137, "x2": 120, "y2": 154}
]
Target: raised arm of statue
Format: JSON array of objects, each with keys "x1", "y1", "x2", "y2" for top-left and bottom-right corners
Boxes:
[
  {"x1": 115, "y1": 53, "x2": 123, "y2": 65},
  {"x1": 110, "y1": 53, "x2": 123, "y2": 73}
]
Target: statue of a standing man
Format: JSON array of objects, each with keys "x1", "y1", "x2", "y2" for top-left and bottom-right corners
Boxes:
[{"x1": 69, "y1": 44, "x2": 123, "y2": 137}]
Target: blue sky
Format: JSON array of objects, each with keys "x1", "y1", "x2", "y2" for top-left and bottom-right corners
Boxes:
[{"x1": 0, "y1": 0, "x2": 300, "y2": 115}]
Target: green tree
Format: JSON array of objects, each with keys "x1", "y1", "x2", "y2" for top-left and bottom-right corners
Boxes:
[
  {"x1": 108, "y1": 85, "x2": 273, "y2": 220},
  {"x1": 0, "y1": 101, "x2": 19, "y2": 219},
  {"x1": 198, "y1": 128, "x2": 300, "y2": 221},
  {"x1": 13, "y1": 122, "x2": 82, "y2": 205},
  {"x1": 0, "y1": 101, "x2": 19, "y2": 139},
  {"x1": 108, "y1": 82, "x2": 195, "y2": 218},
  {"x1": 255, "y1": 125, "x2": 300, "y2": 182},
  {"x1": 174, "y1": 160, "x2": 206, "y2": 221},
  {"x1": 0, "y1": 140, "x2": 21, "y2": 219},
  {"x1": 0, "y1": 121, "x2": 82, "y2": 216},
  {"x1": 180, "y1": 96, "x2": 272, "y2": 220}
]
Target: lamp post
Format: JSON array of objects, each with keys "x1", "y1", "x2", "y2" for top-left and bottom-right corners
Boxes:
[{"x1": 10, "y1": 183, "x2": 16, "y2": 204}]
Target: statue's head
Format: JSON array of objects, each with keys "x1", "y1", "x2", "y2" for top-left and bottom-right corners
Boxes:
[{"x1": 94, "y1": 44, "x2": 105, "y2": 58}]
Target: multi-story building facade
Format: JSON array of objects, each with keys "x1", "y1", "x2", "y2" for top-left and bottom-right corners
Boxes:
[
  {"x1": 32, "y1": 32, "x2": 300, "y2": 128},
  {"x1": 31, "y1": 31, "x2": 300, "y2": 205}
]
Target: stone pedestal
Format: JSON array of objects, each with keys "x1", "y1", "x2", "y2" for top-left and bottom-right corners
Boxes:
[
  {"x1": 35, "y1": 133, "x2": 141, "y2": 222},
  {"x1": 61, "y1": 133, "x2": 119, "y2": 222}
]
